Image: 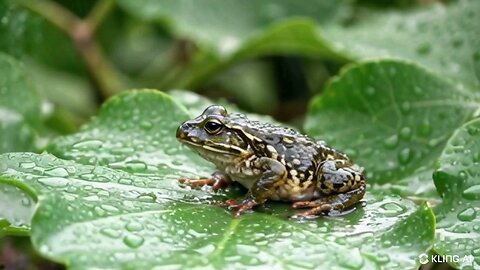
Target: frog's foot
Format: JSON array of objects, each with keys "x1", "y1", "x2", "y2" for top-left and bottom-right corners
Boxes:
[
  {"x1": 218, "y1": 199, "x2": 257, "y2": 217},
  {"x1": 291, "y1": 201, "x2": 332, "y2": 219},
  {"x1": 178, "y1": 172, "x2": 231, "y2": 191}
]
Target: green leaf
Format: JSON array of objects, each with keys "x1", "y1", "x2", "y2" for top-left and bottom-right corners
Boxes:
[
  {"x1": 0, "y1": 52, "x2": 41, "y2": 153},
  {"x1": 323, "y1": 0, "x2": 480, "y2": 89},
  {"x1": 433, "y1": 118, "x2": 480, "y2": 269},
  {"x1": 0, "y1": 177, "x2": 36, "y2": 236},
  {"x1": 305, "y1": 60, "x2": 480, "y2": 198},
  {"x1": 0, "y1": 90, "x2": 435, "y2": 269}
]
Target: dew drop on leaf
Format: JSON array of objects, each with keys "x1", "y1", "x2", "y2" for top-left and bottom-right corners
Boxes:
[
  {"x1": 379, "y1": 202, "x2": 407, "y2": 217},
  {"x1": 416, "y1": 43, "x2": 431, "y2": 55},
  {"x1": 400, "y1": 102, "x2": 411, "y2": 113},
  {"x1": 38, "y1": 177, "x2": 69, "y2": 187},
  {"x1": 457, "y1": 207, "x2": 476, "y2": 222},
  {"x1": 123, "y1": 234, "x2": 145, "y2": 248},
  {"x1": 44, "y1": 167, "x2": 69, "y2": 177},
  {"x1": 365, "y1": 86, "x2": 375, "y2": 96},
  {"x1": 137, "y1": 192, "x2": 157, "y2": 202},
  {"x1": 398, "y1": 148, "x2": 413, "y2": 165},
  {"x1": 101, "y1": 204, "x2": 119, "y2": 214},
  {"x1": 462, "y1": 185, "x2": 480, "y2": 200},
  {"x1": 140, "y1": 120, "x2": 153, "y2": 130},
  {"x1": 125, "y1": 221, "x2": 144, "y2": 232},
  {"x1": 73, "y1": 139, "x2": 104, "y2": 149},
  {"x1": 383, "y1": 134, "x2": 399, "y2": 149},
  {"x1": 399, "y1": 127, "x2": 412, "y2": 140},
  {"x1": 100, "y1": 228, "x2": 121, "y2": 239},
  {"x1": 19, "y1": 162, "x2": 35, "y2": 169}
]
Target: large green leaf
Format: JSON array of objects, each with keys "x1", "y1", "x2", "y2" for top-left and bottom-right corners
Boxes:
[
  {"x1": 0, "y1": 90, "x2": 435, "y2": 269},
  {"x1": 0, "y1": 52, "x2": 41, "y2": 153},
  {"x1": 433, "y1": 118, "x2": 480, "y2": 269},
  {"x1": 323, "y1": 0, "x2": 480, "y2": 89},
  {"x1": 305, "y1": 60, "x2": 480, "y2": 198}
]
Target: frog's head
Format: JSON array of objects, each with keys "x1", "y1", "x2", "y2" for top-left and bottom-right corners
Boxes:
[{"x1": 176, "y1": 105, "x2": 252, "y2": 163}]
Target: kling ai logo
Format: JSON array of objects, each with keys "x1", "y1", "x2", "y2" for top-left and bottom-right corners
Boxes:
[
  {"x1": 418, "y1": 253, "x2": 429, "y2": 264},
  {"x1": 418, "y1": 253, "x2": 474, "y2": 265}
]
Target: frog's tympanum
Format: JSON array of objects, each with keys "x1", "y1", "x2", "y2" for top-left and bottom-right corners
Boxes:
[{"x1": 176, "y1": 105, "x2": 366, "y2": 218}]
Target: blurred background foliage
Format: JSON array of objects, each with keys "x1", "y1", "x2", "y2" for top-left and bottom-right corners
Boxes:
[{"x1": 1, "y1": 0, "x2": 462, "y2": 136}]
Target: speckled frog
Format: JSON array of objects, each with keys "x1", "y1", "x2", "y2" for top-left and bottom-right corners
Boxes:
[{"x1": 176, "y1": 105, "x2": 366, "y2": 218}]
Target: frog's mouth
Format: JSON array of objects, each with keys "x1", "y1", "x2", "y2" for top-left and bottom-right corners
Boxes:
[{"x1": 178, "y1": 138, "x2": 248, "y2": 156}]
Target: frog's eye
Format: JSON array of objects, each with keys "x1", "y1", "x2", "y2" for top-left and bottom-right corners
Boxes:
[{"x1": 204, "y1": 120, "x2": 223, "y2": 134}]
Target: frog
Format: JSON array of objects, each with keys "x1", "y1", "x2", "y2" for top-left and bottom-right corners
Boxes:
[{"x1": 176, "y1": 105, "x2": 366, "y2": 218}]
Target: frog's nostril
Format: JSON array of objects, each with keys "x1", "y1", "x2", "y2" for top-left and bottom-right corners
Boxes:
[{"x1": 176, "y1": 122, "x2": 191, "y2": 138}]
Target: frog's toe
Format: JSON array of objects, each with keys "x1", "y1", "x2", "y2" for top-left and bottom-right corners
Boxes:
[
  {"x1": 232, "y1": 200, "x2": 257, "y2": 217},
  {"x1": 178, "y1": 177, "x2": 214, "y2": 187},
  {"x1": 290, "y1": 204, "x2": 332, "y2": 219},
  {"x1": 292, "y1": 201, "x2": 317, "y2": 209}
]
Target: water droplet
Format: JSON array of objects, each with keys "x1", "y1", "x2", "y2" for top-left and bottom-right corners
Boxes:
[
  {"x1": 399, "y1": 127, "x2": 412, "y2": 140},
  {"x1": 365, "y1": 87, "x2": 375, "y2": 96},
  {"x1": 140, "y1": 120, "x2": 153, "y2": 130},
  {"x1": 19, "y1": 162, "x2": 35, "y2": 169},
  {"x1": 38, "y1": 177, "x2": 69, "y2": 187},
  {"x1": 125, "y1": 221, "x2": 143, "y2": 232},
  {"x1": 101, "y1": 204, "x2": 119, "y2": 214},
  {"x1": 383, "y1": 134, "x2": 399, "y2": 149},
  {"x1": 416, "y1": 43, "x2": 431, "y2": 55},
  {"x1": 73, "y1": 140, "x2": 103, "y2": 149},
  {"x1": 100, "y1": 228, "x2": 121, "y2": 239},
  {"x1": 457, "y1": 207, "x2": 476, "y2": 222},
  {"x1": 428, "y1": 137, "x2": 443, "y2": 148},
  {"x1": 398, "y1": 148, "x2": 413, "y2": 165},
  {"x1": 379, "y1": 202, "x2": 407, "y2": 217},
  {"x1": 123, "y1": 234, "x2": 144, "y2": 248},
  {"x1": 44, "y1": 167, "x2": 69, "y2": 177},
  {"x1": 463, "y1": 185, "x2": 480, "y2": 200},
  {"x1": 467, "y1": 125, "x2": 480, "y2": 136},
  {"x1": 418, "y1": 122, "x2": 432, "y2": 137},
  {"x1": 137, "y1": 193, "x2": 157, "y2": 202},
  {"x1": 21, "y1": 197, "x2": 31, "y2": 207},
  {"x1": 400, "y1": 102, "x2": 411, "y2": 113},
  {"x1": 125, "y1": 161, "x2": 147, "y2": 171},
  {"x1": 118, "y1": 178, "x2": 132, "y2": 185}
]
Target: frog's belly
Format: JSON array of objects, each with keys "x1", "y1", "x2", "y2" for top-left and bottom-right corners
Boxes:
[{"x1": 270, "y1": 182, "x2": 320, "y2": 201}]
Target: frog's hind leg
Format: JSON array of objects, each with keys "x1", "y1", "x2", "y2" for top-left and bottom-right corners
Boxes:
[
  {"x1": 291, "y1": 186, "x2": 365, "y2": 218},
  {"x1": 179, "y1": 171, "x2": 231, "y2": 191},
  {"x1": 291, "y1": 159, "x2": 366, "y2": 218},
  {"x1": 231, "y1": 157, "x2": 287, "y2": 217}
]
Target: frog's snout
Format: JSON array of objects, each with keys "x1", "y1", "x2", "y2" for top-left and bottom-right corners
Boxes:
[{"x1": 176, "y1": 122, "x2": 191, "y2": 139}]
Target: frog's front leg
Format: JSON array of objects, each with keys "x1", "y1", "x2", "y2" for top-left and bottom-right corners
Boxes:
[
  {"x1": 179, "y1": 171, "x2": 232, "y2": 191},
  {"x1": 230, "y1": 157, "x2": 287, "y2": 217},
  {"x1": 291, "y1": 159, "x2": 366, "y2": 218}
]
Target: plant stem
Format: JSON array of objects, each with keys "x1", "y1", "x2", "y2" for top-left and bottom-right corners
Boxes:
[
  {"x1": 86, "y1": 0, "x2": 115, "y2": 34},
  {"x1": 17, "y1": 0, "x2": 125, "y2": 99}
]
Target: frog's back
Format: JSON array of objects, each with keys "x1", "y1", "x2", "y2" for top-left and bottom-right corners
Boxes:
[{"x1": 226, "y1": 115, "x2": 320, "y2": 174}]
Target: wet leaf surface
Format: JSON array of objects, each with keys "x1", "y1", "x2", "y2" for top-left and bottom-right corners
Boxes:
[
  {"x1": 305, "y1": 60, "x2": 480, "y2": 198},
  {"x1": 0, "y1": 90, "x2": 435, "y2": 269},
  {"x1": 0, "y1": 52, "x2": 42, "y2": 153},
  {"x1": 433, "y1": 118, "x2": 480, "y2": 269},
  {"x1": 323, "y1": 0, "x2": 480, "y2": 89}
]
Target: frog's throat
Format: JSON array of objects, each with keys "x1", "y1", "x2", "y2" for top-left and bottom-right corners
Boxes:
[{"x1": 178, "y1": 138, "x2": 249, "y2": 156}]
